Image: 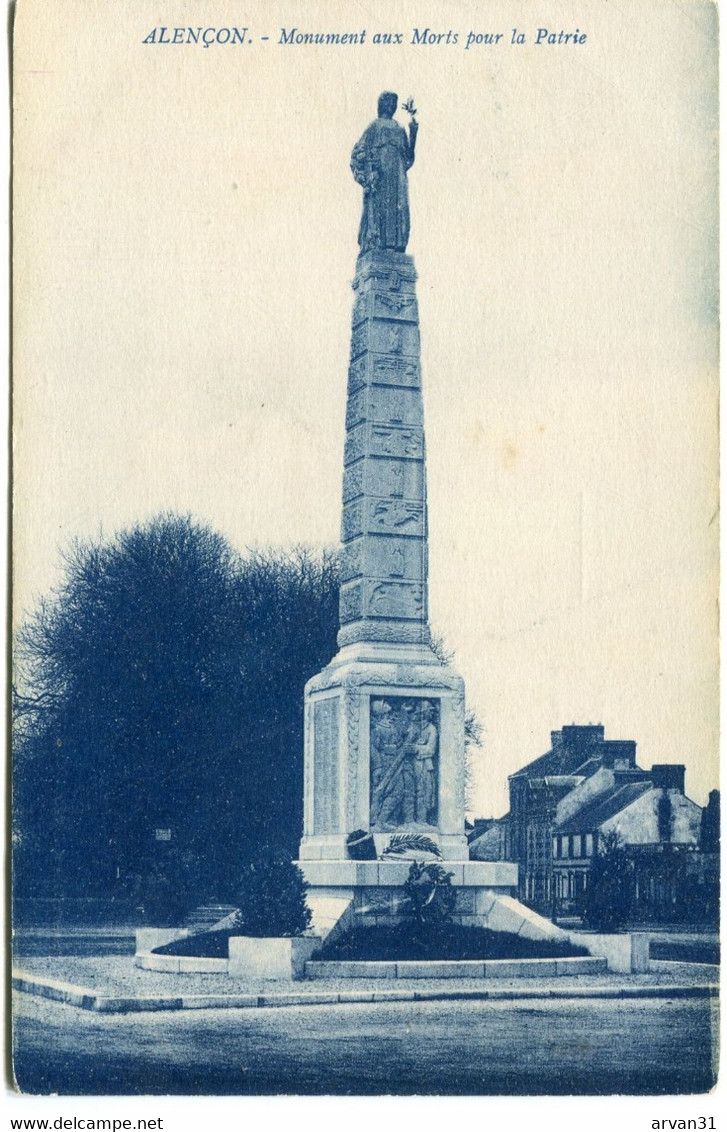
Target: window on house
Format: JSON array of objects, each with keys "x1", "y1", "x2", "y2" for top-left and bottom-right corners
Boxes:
[
  {"x1": 573, "y1": 834, "x2": 582, "y2": 858},
  {"x1": 585, "y1": 833, "x2": 594, "y2": 856}
]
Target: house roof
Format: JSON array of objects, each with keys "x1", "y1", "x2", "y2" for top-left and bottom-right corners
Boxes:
[
  {"x1": 510, "y1": 748, "x2": 603, "y2": 782},
  {"x1": 556, "y1": 781, "x2": 652, "y2": 835}
]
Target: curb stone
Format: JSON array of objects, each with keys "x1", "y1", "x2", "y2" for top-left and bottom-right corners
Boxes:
[{"x1": 12, "y1": 969, "x2": 718, "y2": 1014}]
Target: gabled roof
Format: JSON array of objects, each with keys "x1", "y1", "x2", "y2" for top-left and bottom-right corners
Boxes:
[
  {"x1": 556, "y1": 781, "x2": 652, "y2": 835},
  {"x1": 510, "y1": 748, "x2": 603, "y2": 781}
]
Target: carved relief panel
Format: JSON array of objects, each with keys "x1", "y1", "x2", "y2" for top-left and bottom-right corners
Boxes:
[
  {"x1": 368, "y1": 499, "x2": 425, "y2": 538},
  {"x1": 367, "y1": 535, "x2": 426, "y2": 582},
  {"x1": 341, "y1": 500, "x2": 363, "y2": 542},
  {"x1": 339, "y1": 581, "x2": 363, "y2": 624},
  {"x1": 371, "y1": 356, "x2": 420, "y2": 387},
  {"x1": 346, "y1": 424, "x2": 424, "y2": 464},
  {"x1": 369, "y1": 321, "x2": 419, "y2": 358},
  {"x1": 342, "y1": 462, "x2": 364, "y2": 503},
  {"x1": 370, "y1": 425, "x2": 424, "y2": 460},
  {"x1": 345, "y1": 388, "x2": 367, "y2": 430},
  {"x1": 366, "y1": 458, "x2": 423, "y2": 501},
  {"x1": 348, "y1": 356, "x2": 367, "y2": 394},
  {"x1": 368, "y1": 580, "x2": 425, "y2": 620},
  {"x1": 369, "y1": 696, "x2": 440, "y2": 830},
  {"x1": 340, "y1": 538, "x2": 426, "y2": 585},
  {"x1": 368, "y1": 386, "x2": 422, "y2": 428}
]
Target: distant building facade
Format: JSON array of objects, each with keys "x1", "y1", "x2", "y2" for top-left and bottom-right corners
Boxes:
[{"x1": 470, "y1": 724, "x2": 715, "y2": 923}]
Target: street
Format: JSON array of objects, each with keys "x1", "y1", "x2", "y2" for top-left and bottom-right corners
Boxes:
[{"x1": 12, "y1": 990, "x2": 718, "y2": 1095}]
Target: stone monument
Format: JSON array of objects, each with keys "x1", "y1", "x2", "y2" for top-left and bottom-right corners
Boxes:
[{"x1": 297, "y1": 95, "x2": 518, "y2": 935}]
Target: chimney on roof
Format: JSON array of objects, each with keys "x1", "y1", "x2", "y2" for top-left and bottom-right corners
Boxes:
[
  {"x1": 650, "y1": 764, "x2": 685, "y2": 793},
  {"x1": 602, "y1": 740, "x2": 637, "y2": 769},
  {"x1": 561, "y1": 724, "x2": 605, "y2": 748},
  {"x1": 613, "y1": 767, "x2": 646, "y2": 785}
]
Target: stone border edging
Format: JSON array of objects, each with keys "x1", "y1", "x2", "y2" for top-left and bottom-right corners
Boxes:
[
  {"x1": 305, "y1": 956, "x2": 608, "y2": 979},
  {"x1": 12, "y1": 969, "x2": 718, "y2": 1015}
]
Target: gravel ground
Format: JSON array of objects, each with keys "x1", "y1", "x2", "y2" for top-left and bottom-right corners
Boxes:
[{"x1": 12, "y1": 954, "x2": 719, "y2": 999}]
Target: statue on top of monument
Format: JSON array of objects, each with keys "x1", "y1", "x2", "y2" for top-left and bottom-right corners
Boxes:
[{"x1": 351, "y1": 92, "x2": 418, "y2": 254}]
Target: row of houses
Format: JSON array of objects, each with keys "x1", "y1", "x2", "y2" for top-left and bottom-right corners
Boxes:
[{"x1": 469, "y1": 724, "x2": 719, "y2": 924}]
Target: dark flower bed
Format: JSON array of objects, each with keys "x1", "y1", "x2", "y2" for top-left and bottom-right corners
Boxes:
[
  {"x1": 312, "y1": 924, "x2": 589, "y2": 962},
  {"x1": 153, "y1": 930, "x2": 234, "y2": 958}
]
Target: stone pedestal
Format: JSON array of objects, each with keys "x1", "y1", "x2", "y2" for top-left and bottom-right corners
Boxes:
[{"x1": 299, "y1": 641, "x2": 468, "y2": 862}]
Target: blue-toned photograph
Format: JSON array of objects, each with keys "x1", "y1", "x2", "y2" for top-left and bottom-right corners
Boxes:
[{"x1": 11, "y1": 0, "x2": 719, "y2": 1099}]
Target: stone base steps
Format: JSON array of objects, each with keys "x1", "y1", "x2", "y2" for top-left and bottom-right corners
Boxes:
[
  {"x1": 184, "y1": 905, "x2": 237, "y2": 933},
  {"x1": 306, "y1": 956, "x2": 608, "y2": 980}
]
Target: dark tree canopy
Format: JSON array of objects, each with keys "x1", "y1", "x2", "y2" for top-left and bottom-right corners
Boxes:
[{"x1": 13, "y1": 514, "x2": 339, "y2": 905}]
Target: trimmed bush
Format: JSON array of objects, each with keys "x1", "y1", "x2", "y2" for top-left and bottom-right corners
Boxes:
[{"x1": 231, "y1": 857, "x2": 312, "y2": 938}]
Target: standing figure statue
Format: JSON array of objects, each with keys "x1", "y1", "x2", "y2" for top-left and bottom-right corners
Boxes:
[
  {"x1": 351, "y1": 92, "x2": 418, "y2": 254},
  {"x1": 412, "y1": 701, "x2": 438, "y2": 824}
]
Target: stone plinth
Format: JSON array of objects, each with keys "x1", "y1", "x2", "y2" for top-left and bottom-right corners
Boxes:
[{"x1": 299, "y1": 643, "x2": 469, "y2": 862}]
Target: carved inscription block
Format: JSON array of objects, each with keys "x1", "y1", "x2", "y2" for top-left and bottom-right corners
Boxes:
[
  {"x1": 313, "y1": 697, "x2": 340, "y2": 834},
  {"x1": 370, "y1": 695, "x2": 439, "y2": 830}
]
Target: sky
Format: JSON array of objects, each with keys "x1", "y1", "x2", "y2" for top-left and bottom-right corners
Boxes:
[{"x1": 13, "y1": 0, "x2": 719, "y2": 813}]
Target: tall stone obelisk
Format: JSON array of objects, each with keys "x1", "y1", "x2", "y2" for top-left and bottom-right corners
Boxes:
[{"x1": 299, "y1": 94, "x2": 469, "y2": 868}]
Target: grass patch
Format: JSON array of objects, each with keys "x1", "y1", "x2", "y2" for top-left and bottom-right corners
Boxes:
[
  {"x1": 312, "y1": 924, "x2": 589, "y2": 962},
  {"x1": 650, "y1": 940, "x2": 720, "y2": 965}
]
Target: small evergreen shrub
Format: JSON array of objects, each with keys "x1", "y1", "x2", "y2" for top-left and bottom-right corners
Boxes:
[
  {"x1": 231, "y1": 857, "x2": 312, "y2": 938},
  {"x1": 581, "y1": 831, "x2": 633, "y2": 932}
]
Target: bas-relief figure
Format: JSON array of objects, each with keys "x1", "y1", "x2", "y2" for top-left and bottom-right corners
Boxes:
[
  {"x1": 370, "y1": 697, "x2": 439, "y2": 829},
  {"x1": 351, "y1": 92, "x2": 418, "y2": 254}
]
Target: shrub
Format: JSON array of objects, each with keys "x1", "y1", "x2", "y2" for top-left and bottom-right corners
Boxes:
[
  {"x1": 581, "y1": 830, "x2": 633, "y2": 932},
  {"x1": 231, "y1": 857, "x2": 312, "y2": 938}
]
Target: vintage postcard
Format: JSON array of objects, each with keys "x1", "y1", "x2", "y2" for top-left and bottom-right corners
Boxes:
[{"x1": 10, "y1": 0, "x2": 720, "y2": 1106}]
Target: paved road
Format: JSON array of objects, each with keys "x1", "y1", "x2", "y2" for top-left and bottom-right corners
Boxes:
[{"x1": 12, "y1": 991, "x2": 718, "y2": 1095}]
